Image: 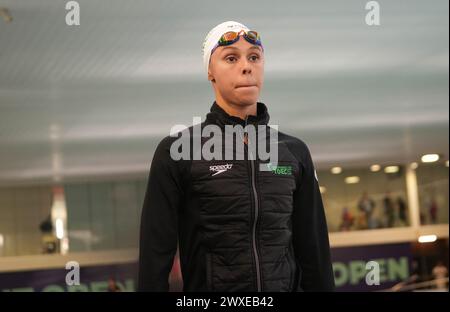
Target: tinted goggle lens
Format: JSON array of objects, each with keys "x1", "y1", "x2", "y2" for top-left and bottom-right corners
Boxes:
[
  {"x1": 218, "y1": 30, "x2": 261, "y2": 46},
  {"x1": 245, "y1": 31, "x2": 260, "y2": 43},
  {"x1": 219, "y1": 31, "x2": 239, "y2": 44}
]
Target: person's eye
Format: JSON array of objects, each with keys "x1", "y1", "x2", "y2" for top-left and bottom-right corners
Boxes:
[
  {"x1": 225, "y1": 55, "x2": 237, "y2": 63},
  {"x1": 249, "y1": 54, "x2": 260, "y2": 62}
]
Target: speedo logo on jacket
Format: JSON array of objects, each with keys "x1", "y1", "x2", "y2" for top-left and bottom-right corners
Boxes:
[{"x1": 209, "y1": 164, "x2": 233, "y2": 176}]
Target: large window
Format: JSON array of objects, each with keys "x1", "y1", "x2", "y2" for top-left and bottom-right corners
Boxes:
[
  {"x1": 0, "y1": 161, "x2": 448, "y2": 257},
  {"x1": 65, "y1": 179, "x2": 147, "y2": 252},
  {"x1": 0, "y1": 178, "x2": 147, "y2": 257},
  {"x1": 319, "y1": 165, "x2": 409, "y2": 232},
  {"x1": 416, "y1": 161, "x2": 449, "y2": 225}
]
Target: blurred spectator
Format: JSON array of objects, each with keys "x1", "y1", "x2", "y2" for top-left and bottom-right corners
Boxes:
[
  {"x1": 397, "y1": 196, "x2": 408, "y2": 226},
  {"x1": 339, "y1": 207, "x2": 354, "y2": 231},
  {"x1": 383, "y1": 192, "x2": 395, "y2": 228},
  {"x1": 39, "y1": 214, "x2": 57, "y2": 254},
  {"x1": 107, "y1": 277, "x2": 121, "y2": 292},
  {"x1": 420, "y1": 212, "x2": 426, "y2": 224},
  {"x1": 432, "y1": 261, "x2": 448, "y2": 290},
  {"x1": 429, "y1": 198, "x2": 438, "y2": 224},
  {"x1": 358, "y1": 191, "x2": 376, "y2": 229}
]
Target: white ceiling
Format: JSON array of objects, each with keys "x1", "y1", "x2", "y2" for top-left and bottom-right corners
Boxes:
[{"x1": 0, "y1": 0, "x2": 448, "y2": 185}]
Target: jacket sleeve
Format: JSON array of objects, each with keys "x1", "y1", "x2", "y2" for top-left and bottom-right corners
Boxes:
[
  {"x1": 291, "y1": 140, "x2": 335, "y2": 291},
  {"x1": 138, "y1": 136, "x2": 184, "y2": 291}
]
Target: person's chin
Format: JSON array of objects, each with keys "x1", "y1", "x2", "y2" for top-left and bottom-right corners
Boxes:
[
  {"x1": 234, "y1": 91, "x2": 259, "y2": 106},
  {"x1": 235, "y1": 97, "x2": 257, "y2": 106}
]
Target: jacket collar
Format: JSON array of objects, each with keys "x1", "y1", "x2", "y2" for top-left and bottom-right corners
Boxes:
[{"x1": 205, "y1": 101, "x2": 270, "y2": 128}]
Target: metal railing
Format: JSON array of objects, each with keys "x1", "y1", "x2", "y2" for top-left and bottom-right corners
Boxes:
[{"x1": 387, "y1": 277, "x2": 449, "y2": 292}]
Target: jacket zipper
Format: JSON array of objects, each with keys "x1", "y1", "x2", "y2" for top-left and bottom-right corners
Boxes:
[
  {"x1": 250, "y1": 158, "x2": 262, "y2": 292},
  {"x1": 286, "y1": 247, "x2": 294, "y2": 291},
  {"x1": 244, "y1": 115, "x2": 262, "y2": 292},
  {"x1": 206, "y1": 252, "x2": 213, "y2": 291}
]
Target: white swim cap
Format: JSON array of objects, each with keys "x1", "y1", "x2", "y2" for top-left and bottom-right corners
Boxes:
[{"x1": 202, "y1": 21, "x2": 251, "y2": 77}]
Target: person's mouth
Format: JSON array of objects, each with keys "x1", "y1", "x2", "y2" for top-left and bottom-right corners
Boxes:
[{"x1": 235, "y1": 84, "x2": 257, "y2": 89}]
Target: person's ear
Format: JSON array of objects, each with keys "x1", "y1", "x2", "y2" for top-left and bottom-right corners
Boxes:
[{"x1": 208, "y1": 71, "x2": 215, "y2": 83}]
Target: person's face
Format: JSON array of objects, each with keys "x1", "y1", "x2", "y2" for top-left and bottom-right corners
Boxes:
[{"x1": 208, "y1": 36, "x2": 264, "y2": 107}]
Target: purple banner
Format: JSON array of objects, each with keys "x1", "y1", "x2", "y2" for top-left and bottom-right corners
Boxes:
[
  {"x1": 331, "y1": 242, "x2": 412, "y2": 291},
  {"x1": 0, "y1": 262, "x2": 138, "y2": 292}
]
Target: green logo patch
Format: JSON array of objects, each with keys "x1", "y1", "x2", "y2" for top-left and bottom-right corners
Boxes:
[{"x1": 266, "y1": 163, "x2": 292, "y2": 175}]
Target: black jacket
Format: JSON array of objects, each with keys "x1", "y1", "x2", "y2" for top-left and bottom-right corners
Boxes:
[{"x1": 138, "y1": 101, "x2": 335, "y2": 292}]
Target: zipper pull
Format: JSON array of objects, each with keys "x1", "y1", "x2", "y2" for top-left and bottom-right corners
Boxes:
[{"x1": 243, "y1": 115, "x2": 249, "y2": 145}]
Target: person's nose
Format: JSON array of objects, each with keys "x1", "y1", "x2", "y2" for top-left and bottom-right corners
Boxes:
[{"x1": 240, "y1": 58, "x2": 252, "y2": 75}]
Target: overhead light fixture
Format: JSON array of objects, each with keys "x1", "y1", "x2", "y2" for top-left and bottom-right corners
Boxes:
[
  {"x1": 319, "y1": 186, "x2": 327, "y2": 194},
  {"x1": 421, "y1": 154, "x2": 439, "y2": 163},
  {"x1": 410, "y1": 162, "x2": 418, "y2": 170},
  {"x1": 370, "y1": 164, "x2": 381, "y2": 172},
  {"x1": 418, "y1": 234, "x2": 437, "y2": 243},
  {"x1": 331, "y1": 167, "x2": 342, "y2": 174},
  {"x1": 445, "y1": 160, "x2": 449, "y2": 167},
  {"x1": 384, "y1": 166, "x2": 399, "y2": 173},
  {"x1": 345, "y1": 176, "x2": 360, "y2": 184}
]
